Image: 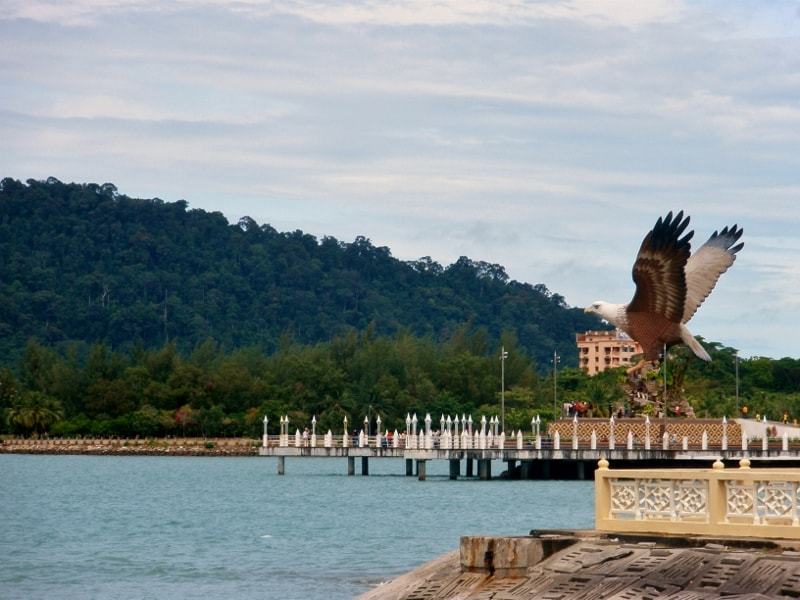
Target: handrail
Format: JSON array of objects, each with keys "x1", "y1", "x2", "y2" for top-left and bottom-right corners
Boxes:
[{"x1": 595, "y1": 458, "x2": 800, "y2": 540}]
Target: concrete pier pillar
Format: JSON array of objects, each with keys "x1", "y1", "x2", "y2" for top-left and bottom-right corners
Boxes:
[
  {"x1": 576, "y1": 461, "x2": 586, "y2": 480},
  {"x1": 521, "y1": 461, "x2": 533, "y2": 479},
  {"x1": 405, "y1": 458, "x2": 413, "y2": 476},
  {"x1": 478, "y1": 459, "x2": 492, "y2": 480},
  {"x1": 417, "y1": 460, "x2": 427, "y2": 481},
  {"x1": 347, "y1": 456, "x2": 355, "y2": 476},
  {"x1": 542, "y1": 460, "x2": 551, "y2": 480},
  {"x1": 449, "y1": 459, "x2": 460, "y2": 480},
  {"x1": 361, "y1": 457, "x2": 369, "y2": 476},
  {"x1": 277, "y1": 456, "x2": 285, "y2": 475},
  {"x1": 466, "y1": 459, "x2": 474, "y2": 477}
]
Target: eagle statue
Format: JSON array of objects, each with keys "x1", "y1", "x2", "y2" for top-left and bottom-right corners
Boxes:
[{"x1": 585, "y1": 210, "x2": 743, "y2": 374}]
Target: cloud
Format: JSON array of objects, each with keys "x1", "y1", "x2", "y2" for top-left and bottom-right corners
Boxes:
[{"x1": 2, "y1": 0, "x2": 686, "y2": 28}]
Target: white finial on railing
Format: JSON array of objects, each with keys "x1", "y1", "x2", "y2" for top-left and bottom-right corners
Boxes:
[
  {"x1": 644, "y1": 416, "x2": 651, "y2": 450},
  {"x1": 682, "y1": 436, "x2": 688, "y2": 451},
  {"x1": 554, "y1": 430, "x2": 560, "y2": 450},
  {"x1": 722, "y1": 415, "x2": 728, "y2": 451},
  {"x1": 627, "y1": 430, "x2": 633, "y2": 450},
  {"x1": 467, "y1": 414, "x2": 473, "y2": 435},
  {"x1": 295, "y1": 429, "x2": 302, "y2": 447},
  {"x1": 517, "y1": 429, "x2": 523, "y2": 449},
  {"x1": 742, "y1": 431, "x2": 748, "y2": 451},
  {"x1": 572, "y1": 415, "x2": 579, "y2": 450},
  {"x1": 609, "y1": 415, "x2": 615, "y2": 450},
  {"x1": 591, "y1": 429, "x2": 597, "y2": 450},
  {"x1": 424, "y1": 413, "x2": 431, "y2": 435},
  {"x1": 412, "y1": 413, "x2": 418, "y2": 436},
  {"x1": 393, "y1": 429, "x2": 399, "y2": 448},
  {"x1": 440, "y1": 414, "x2": 445, "y2": 432},
  {"x1": 701, "y1": 429, "x2": 708, "y2": 451},
  {"x1": 343, "y1": 415, "x2": 349, "y2": 447},
  {"x1": 498, "y1": 430, "x2": 505, "y2": 449},
  {"x1": 783, "y1": 429, "x2": 789, "y2": 452},
  {"x1": 446, "y1": 415, "x2": 452, "y2": 433},
  {"x1": 262, "y1": 415, "x2": 269, "y2": 448},
  {"x1": 480, "y1": 415, "x2": 487, "y2": 435},
  {"x1": 763, "y1": 430, "x2": 768, "y2": 453},
  {"x1": 662, "y1": 431, "x2": 669, "y2": 450}
]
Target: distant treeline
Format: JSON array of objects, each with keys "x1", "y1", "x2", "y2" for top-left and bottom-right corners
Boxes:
[
  {"x1": 0, "y1": 177, "x2": 601, "y2": 366},
  {"x1": 2, "y1": 333, "x2": 799, "y2": 438}
]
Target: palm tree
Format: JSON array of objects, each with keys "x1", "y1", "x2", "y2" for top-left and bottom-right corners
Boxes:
[{"x1": 6, "y1": 391, "x2": 64, "y2": 436}]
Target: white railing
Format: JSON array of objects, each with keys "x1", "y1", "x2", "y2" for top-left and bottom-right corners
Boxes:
[{"x1": 595, "y1": 458, "x2": 800, "y2": 540}]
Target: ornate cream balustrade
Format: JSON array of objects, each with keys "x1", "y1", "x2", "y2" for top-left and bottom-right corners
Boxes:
[{"x1": 595, "y1": 458, "x2": 800, "y2": 540}]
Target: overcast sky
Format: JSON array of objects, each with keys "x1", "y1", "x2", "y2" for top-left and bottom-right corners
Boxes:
[{"x1": 2, "y1": 0, "x2": 799, "y2": 358}]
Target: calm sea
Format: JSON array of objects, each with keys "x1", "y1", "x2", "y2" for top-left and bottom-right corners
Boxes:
[{"x1": 0, "y1": 455, "x2": 594, "y2": 599}]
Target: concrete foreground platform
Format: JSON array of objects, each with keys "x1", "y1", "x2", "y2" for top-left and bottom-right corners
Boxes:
[{"x1": 359, "y1": 530, "x2": 800, "y2": 599}]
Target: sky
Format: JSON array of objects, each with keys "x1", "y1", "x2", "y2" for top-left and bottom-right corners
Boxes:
[{"x1": 1, "y1": 0, "x2": 799, "y2": 359}]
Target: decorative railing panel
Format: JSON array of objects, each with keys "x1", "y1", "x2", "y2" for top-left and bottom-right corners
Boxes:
[{"x1": 596, "y1": 459, "x2": 800, "y2": 540}]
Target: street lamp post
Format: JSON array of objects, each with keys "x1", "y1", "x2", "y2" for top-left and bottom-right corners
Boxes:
[
  {"x1": 500, "y1": 346, "x2": 508, "y2": 434},
  {"x1": 735, "y1": 351, "x2": 740, "y2": 412},
  {"x1": 552, "y1": 350, "x2": 560, "y2": 421}
]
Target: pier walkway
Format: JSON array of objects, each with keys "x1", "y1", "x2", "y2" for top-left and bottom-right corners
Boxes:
[{"x1": 258, "y1": 415, "x2": 800, "y2": 480}]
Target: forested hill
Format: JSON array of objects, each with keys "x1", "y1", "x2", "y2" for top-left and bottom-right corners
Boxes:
[{"x1": 0, "y1": 177, "x2": 603, "y2": 366}]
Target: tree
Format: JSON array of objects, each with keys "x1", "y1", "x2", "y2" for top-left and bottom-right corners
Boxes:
[{"x1": 6, "y1": 391, "x2": 63, "y2": 436}]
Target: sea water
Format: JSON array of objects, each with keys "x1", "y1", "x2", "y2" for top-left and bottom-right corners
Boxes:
[{"x1": 0, "y1": 455, "x2": 595, "y2": 599}]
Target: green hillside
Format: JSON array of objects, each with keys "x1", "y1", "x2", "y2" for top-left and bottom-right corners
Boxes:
[{"x1": 0, "y1": 177, "x2": 602, "y2": 365}]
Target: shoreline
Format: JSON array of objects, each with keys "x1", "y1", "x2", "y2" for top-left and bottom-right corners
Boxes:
[{"x1": 0, "y1": 437, "x2": 259, "y2": 456}]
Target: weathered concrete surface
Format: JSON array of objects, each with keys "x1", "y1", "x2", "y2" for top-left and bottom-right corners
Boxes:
[{"x1": 358, "y1": 531, "x2": 800, "y2": 599}]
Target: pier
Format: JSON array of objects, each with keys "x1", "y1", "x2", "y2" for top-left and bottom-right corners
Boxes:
[
  {"x1": 360, "y1": 460, "x2": 800, "y2": 599},
  {"x1": 259, "y1": 414, "x2": 800, "y2": 480}
]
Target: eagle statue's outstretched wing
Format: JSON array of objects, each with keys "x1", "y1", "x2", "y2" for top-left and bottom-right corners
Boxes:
[
  {"x1": 627, "y1": 210, "x2": 693, "y2": 323},
  {"x1": 682, "y1": 225, "x2": 744, "y2": 323}
]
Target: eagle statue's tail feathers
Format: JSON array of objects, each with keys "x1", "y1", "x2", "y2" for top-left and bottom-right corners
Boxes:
[{"x1": 680, "y1": 325, "x2": 711, "y2": 361}]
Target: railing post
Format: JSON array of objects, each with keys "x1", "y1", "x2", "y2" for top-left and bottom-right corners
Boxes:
[
  {"x1": 682, "y1": 436, "x2": 688, "y2": 451},
  {"x1": 784, "y1": 430, "x2": 789, "y2": 452},
  {"x1": 627, "y1": 430, "x2": 633, "y2": 450},
  {"x1": 590, "y1": 429, "x2": 597, "y2": 450},
  {"x1": 554, "y1": 431, "x2": 560, "y2": 450},
  {"x1": 709, "y1": 459, "x2": 726, "y2": 527},
  {"x1": 702, "y1": 430, "x2": 708, "y2": 451},
  {"x1": 662, "y1": 431, "x2": 669, "y2": 450},
  {"x1": 595, "y1": 458, "x2": 610, "y2": 524},
  {"x1": 644, "y1": 416, "x2": 651, "y2": 450},
  {"x1": 742, "y1": 432, "x2": 748, "y2": 451}
]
